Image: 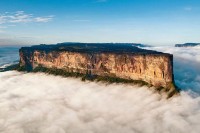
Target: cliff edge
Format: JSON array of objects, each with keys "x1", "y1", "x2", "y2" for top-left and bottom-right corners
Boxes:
[{"x1": 19, "y1": 43, "x2": 177, "y2": 96}]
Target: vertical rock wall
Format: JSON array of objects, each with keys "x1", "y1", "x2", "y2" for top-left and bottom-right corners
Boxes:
[{"x1": 20, "y1": 50, "x2": 174, "y2": 88}]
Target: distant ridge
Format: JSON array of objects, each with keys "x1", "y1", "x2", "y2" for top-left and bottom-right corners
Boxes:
[{"x1": 175, "y1": 43, "x2": 200, "y2": 47}]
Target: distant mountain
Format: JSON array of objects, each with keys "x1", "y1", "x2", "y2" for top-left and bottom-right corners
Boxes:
[
  {"x1": 131, "y1": 43, "x2": 151, "y2": 47},
  {"x1": 175, "y1": 43, "x2": 200, "y2": 47}
]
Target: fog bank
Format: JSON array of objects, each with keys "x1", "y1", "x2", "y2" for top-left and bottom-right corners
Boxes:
[
  {"x1": 0, "y1": 46, "x2": 200, "y2": 133},
  {"x1": 146, "y1": 46, "x2": 200, "y2": 94},
  {"x1": 0, "y1": 71, "x2": 200, "y2": 133}
]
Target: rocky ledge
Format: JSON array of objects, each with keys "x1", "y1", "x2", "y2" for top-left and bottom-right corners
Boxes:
[{"x1": 18, "y1": 43, "x2": 178, "y2": 97}]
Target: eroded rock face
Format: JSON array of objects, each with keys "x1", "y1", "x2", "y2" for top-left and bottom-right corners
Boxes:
[{"x1": 19, "y1": 44, "x2": 174, "y2": 88}]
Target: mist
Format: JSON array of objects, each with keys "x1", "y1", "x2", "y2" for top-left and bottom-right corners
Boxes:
[
  {"x1": 146, "y1": 46, "x2": 200, "y2": 94},
  {"x1": 0, "y1": 46, "x2": 200, "y2": 133}
]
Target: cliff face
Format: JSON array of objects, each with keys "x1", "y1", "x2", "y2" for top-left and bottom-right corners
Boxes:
[{"x1": 19, "y1": 43, "x2": 174, "y2": 89}]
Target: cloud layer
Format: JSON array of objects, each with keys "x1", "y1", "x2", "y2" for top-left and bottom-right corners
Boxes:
[
  {"x1": 146, "y1": 46, "x2": 200, "y2": 94},
  {"x1": 0, "y1": 11, "x2": 53, "y2": 24},
  {"x1": 0, "y1": 71, "x2": 200, "y2": 133},
  {"x1": 0, "y1": 46, "x2": 200, "y2": 133}
]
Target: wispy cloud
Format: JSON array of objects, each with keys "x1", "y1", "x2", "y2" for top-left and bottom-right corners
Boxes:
[
  {"x1": 34, "y1": 16, "x2": 54, "y2": 23},
  {"x1": 0, "y1": 26, "x2": 6, "y2": 33},
  {"x1": 0, "y1": 11, "x2": 54, "y2": 24},
  {"x1": 0, "y1": 16, "x2": 7, "y2": 24},
  {"x1": 0, "y1": 26, "x2": 7, "y2": 29},
  {"x1": 7, "y1": 24, "x2": 16, "y2": 27},
  {"x1": 184, "y1": 7, "x2": 192, "y2": 11}
]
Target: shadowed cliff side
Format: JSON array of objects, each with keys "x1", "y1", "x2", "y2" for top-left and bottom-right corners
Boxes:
[{"x1": 18, "y1": 43, "x2": 179, "y2": 97}]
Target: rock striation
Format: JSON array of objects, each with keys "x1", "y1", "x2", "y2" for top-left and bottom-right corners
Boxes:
[{"x1": 19, "y1": 43, "x2": 175, "y2": 90}]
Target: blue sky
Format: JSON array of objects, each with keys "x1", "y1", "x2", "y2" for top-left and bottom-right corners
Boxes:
[{"x1": 0, "y1": 0, "x2": 200, "y2": 46}]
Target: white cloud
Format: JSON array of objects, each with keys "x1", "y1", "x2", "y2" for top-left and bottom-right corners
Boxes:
[
  {"x1": 0, "y1": 11, "x2": 54, "y2": 24},
  {"x1": 1, "y1": 46, "x2": 200, "y2": 132},
  {"x1": 144, "y1": 46, "x2": 200, "y2": 94},
  {"x1": 0, "y1": 15, "x2": 7, "y2": 24},
  {"x1": 9, "y1": 14, "x2": 32, "y2": 23},
  {"x1": 34, "y1": 16, "x2": 53, "y2": 23},
  {"x1": 0, "y1": 26, "x2": 6, "y2": 33},
  {"x1": 0, "y1": 71, "x2": 199, "y2": 133},
  {"x1": 15, "y1": 11, "x2": 25, "y2": 15}
]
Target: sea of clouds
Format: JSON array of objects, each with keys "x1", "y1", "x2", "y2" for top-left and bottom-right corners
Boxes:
[
  {"x1": 0, "y1": 46, "x2": 200, "y2": 133},
  {"x1": 146, "y1": 46, "x2": 200, "y2": 94}
]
